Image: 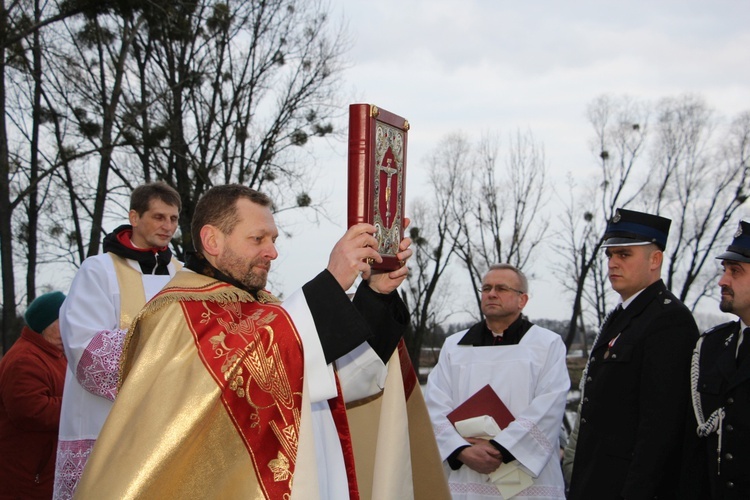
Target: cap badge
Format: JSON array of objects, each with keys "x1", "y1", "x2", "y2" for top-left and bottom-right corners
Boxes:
[
  {"x1": 612, "y1": 210, "x2": 621, "y2": 223},
  {"x1": 735, "y1": 224, "x2": 743, "y2": 238}
]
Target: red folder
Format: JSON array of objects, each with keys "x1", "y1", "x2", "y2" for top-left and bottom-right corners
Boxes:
[{"x1": 447, "y1": 384, "x2": 514, "y2": 430}]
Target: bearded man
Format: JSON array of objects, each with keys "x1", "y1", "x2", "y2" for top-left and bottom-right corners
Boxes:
[{"x1": 75, "y1": 184, "x2": 448, "y2": 499}]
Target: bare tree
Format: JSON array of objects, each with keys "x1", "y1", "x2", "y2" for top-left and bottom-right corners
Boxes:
[
  {"x1": 558, "y1": 94, "x2": 750, "y2": 350},
  {"x1": 555, "y1": 175, "x2": 599, "y2": 349},
  {"x1": 0, "y1": 0, "x2": 124, "y2": 351},
  {"x1": 646, "y1": 96, "x2": 750, "y2": 309},
  {"x1": 400, "y1": 134, "x2": 466, "y2": 370},
  {"x1": 452, "y1": 130, "x2": 550, "y2": 316},
  {"x1": 558, "y1": 95, "x2": 649, "y2": 349},
  {"x1": 121, "y1": 0, "x2": 348, "y2": 256},
  {"x1": 0, "y1": 0, "x2": 350, "y2": 353},
  {"x1": 49, "y1": 10, "x2": 144, "y2": 258},
  {"x1": 401, "y1": 129, "x2": 550, "y2": 368}
]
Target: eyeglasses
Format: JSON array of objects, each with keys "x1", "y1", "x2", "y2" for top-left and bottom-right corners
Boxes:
[{"x1": 480, "y1": 284, "x2": 525, "y2": 295}]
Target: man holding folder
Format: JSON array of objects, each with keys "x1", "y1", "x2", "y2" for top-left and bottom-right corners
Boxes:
[{"x1": 424, "y1": 264, "x2": 569, "y2": 499}]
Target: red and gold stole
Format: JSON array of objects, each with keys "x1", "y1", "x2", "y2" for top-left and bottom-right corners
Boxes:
[
  {"x1": 180, "y1": 286, "x2": 304, "y2": 499},
  {"x1": 397, "y1": 339, "x2": 417, "y2": 398},
  {"x1": 328, "y1": 376, "x2": 360, "y2": 499}
]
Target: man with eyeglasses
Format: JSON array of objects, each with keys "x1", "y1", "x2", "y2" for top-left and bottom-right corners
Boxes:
[
  {"x1": 424, "y1": 263, "x2": 569, "y2": 499},
  {"x1": 567, "y1": 208, "x2": 699, "y2": 500}
]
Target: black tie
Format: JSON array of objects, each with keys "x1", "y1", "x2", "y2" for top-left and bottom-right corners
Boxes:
[{"x1": 737, "y1": 328, "x2": 750, "y2": 367}]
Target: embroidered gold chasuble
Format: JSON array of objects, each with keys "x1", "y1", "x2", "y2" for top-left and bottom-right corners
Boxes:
[
  {"x1": 76, "y1": 269, "x2": 449, "y2": 499},
  {"x1": 75, "y1": 270, "x2": 317, "y2": 499}
]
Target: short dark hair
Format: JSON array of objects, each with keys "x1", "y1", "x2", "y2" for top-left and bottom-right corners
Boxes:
[
  {"x1": 486, "y1": 263, "x2": 529, "y2": 293},
  {"x1": 130, "y1": 181, "x2": 181, "y2": 215},
  {"x1": 191, "y1": 184, "x2": 272, "y2": 254}
]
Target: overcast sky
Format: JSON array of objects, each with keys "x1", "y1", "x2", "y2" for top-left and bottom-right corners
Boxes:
[{"x1": 273, "y1": 0, "x2": 750, "y2": 324}]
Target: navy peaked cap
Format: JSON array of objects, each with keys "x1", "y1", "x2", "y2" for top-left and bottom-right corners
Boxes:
[
  {"x1": 601, "y1": 208, "x2": 671, "y2": 250},
  {"x1": 717, "y1": 220, "x2": 750, "y2": 263}
]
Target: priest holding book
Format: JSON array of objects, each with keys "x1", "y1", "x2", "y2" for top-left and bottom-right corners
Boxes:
[
  {"x1": 424, "y1": 264, "x2": 569, "y2": 499},
  {"x1": 72, "y1": 185, "x2": 448, "y2": 499}
]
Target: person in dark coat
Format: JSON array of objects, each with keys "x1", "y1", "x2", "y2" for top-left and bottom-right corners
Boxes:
[
  {"x1": 567, "y1": 208, "x2": 699, "y2": 500},
  {"x1": 682, "y1": 220, "x2": 750, "y2": 499},
  {"x1": 0, "y1": 291, "x2": 67, "y2": 499}
]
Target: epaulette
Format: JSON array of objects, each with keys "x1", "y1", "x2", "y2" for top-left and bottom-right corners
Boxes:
[
  {"x1": 701, "y1": 321, "x2": 736, "y2": 337},
  {"x1": 658, "y1": 295, "x2": 676, "y2": 307},
  {"x1": 655, "y1": 288, "x2": 682, "y2": 307}
]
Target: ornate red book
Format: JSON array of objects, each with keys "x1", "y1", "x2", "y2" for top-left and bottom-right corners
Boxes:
[
  {"x1": 347, "y1": 103, "x2": 409, "y2": 271},
  {"x1": 447, "y1": 384, "x2": 515, "y2": 430}
]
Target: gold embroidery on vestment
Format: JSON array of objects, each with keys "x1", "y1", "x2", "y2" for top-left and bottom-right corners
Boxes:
[
  {"x1": 268, "y1": 451, "x2": 291, "y2": 481},
  {"x1": 272, "y1": 421, "x2": 298, "y2": 461},
  {"x1": 182, "y1": 290, "x2": 301, "y2": 468}
]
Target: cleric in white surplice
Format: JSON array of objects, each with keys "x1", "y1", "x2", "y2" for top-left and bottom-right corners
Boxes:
[{"x1": 424, "y1": 264, "x2": 569, "y2": 500}]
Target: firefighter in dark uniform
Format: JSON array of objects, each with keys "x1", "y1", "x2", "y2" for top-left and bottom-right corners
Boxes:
[
  {"x1": 684, "y1": 220, "x2": 750, "y2": 499},
  {"x1": 567, "y1": 208, "x2": 699, "y2": 500}
]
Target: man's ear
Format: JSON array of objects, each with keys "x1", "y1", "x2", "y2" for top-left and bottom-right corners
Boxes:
[
  {"x1": 518, "y1": 292, "x2": 529, "y2": 310},
  {"x1": 200, "y1": 225, "x2": 223, "y2": 257},
  {"x1": 650, "y1": 248, "x2": 664, "y2": 270},
  {"x1": 128, "y1": 209, "x2": 139, "y2": 227}
]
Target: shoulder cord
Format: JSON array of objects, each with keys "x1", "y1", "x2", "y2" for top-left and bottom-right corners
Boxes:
[{"x1": 690, "y1": 335, "x2": 725, "y2": 474}]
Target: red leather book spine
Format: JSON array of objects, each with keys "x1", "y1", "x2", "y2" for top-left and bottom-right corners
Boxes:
[{"x1": 347, "y1": 103, "x2": 373, "y2": 228}]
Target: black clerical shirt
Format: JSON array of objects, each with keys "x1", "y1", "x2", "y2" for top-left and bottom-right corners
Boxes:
[{"x1": 457, "y1": 315, "x2": 534, "y2": 347}]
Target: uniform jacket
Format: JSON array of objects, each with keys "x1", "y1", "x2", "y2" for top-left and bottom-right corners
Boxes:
[
  {"x1": 568, "y1": 279, "x2": 699, "y2": 500},
  {"x1": 0, "y1": 327, "x2": 67, "y2": 499},
  {"x1": 684, "y1": 320, "x2": 750, "y2": 499}
]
